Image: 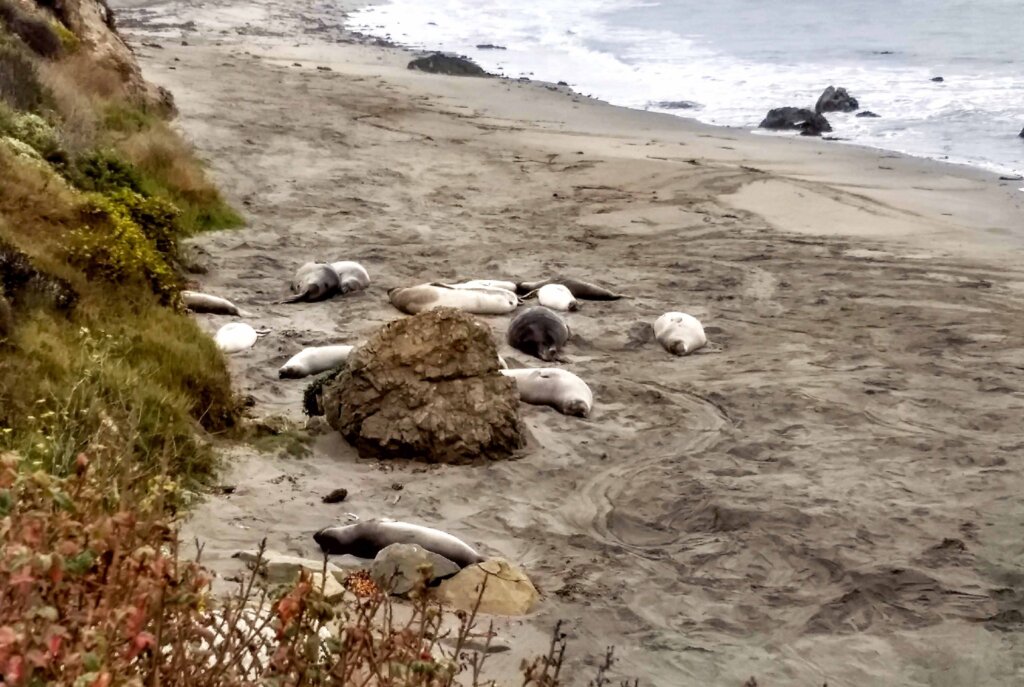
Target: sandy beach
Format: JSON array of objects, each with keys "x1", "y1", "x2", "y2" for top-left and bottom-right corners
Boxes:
[{"x1": 110, "y1": 0, "x2": 1024, "y2": 684}]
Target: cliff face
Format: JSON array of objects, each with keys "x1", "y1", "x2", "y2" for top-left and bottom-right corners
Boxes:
[{"x1": 31, "y1": 0, "x2": 175, "y2": 113}]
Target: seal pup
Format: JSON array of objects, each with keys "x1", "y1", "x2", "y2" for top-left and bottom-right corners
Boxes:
[
  {"x1": 388, "y1": 283, "x2": 519, "y2": 315},
  {"x1": 279, "y1": 262, "x2": 341, "y2": 304},
  {"x1": 507, "y1": 306, "x2": 570, "y2": 362},
  {"x1": 501, "y1": 367, "x2": 593, "y2": 417},
  {"x1": 516, "y1": 277, "x2": 623, "y2": 300},
  {"x1": 654, "y1": 312, "x2": 707, "y2": 355},
  {"x1": 279, "y1": 344, "x2": 354, "y2": 379},
  {"x1": 534, "y1": 283, "x2": 579, "y2": 312},
  {"x1": 449, "y1": 279, "x2": 517, "y2": 292},
  {"x1": 329, "y1": 261, "x2": 371, "y2": 294},
  {"x1": 182, "y1": 290, "x2": 248, "y2": 316},
  {"x1": 214, "y1": 322, "x2": 267, "y2": 354},
  {"x1": 313, "y1": 519, "x2": 485, "y2": 569}
]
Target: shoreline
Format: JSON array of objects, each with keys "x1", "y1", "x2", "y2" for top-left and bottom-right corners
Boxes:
[{"x1": 111, "y1": 1, "x2": 1024, "y2": 685}]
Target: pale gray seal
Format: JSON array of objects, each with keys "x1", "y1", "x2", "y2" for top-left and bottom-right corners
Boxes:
[
  {"x1": 214, "y1": 322, "x2": 269, "y2": 354},
  {"x1": 329, "y1": 261, "x2": 371, "y2": 294},
  {"x1": 507, "y1": 306, "x2": 570, "y2": 362},
  {"x1": 279, "y1": 262, "x2": 341, "y2": 304},
  {"x1": 279, "y1": 344, "x2": 354, "y2": 379},
  {"x1": 501, "y1": 367, "x2": 593, "y2": 417},
  {"x1": 654, "y1": 312, "x2": 707, "y2": 355},
  {"x1": 313, "y1": 519, "x2": 485, "y2": 568},
  {"x1": 182, "y1": 290, "x2": 247, "y2": 316},
  {"x1": 516, "y1": 277, "x2": 623, "y2": 300},
  {"x1": 388, "y1": 283, "x2": 519, "y2": 315}
]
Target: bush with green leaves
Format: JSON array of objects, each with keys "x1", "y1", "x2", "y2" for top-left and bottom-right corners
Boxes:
[
  {"x1": 0, "y1": 31, "x2": 49, "y2": 111},
  {"x1": 0, "y1": 0, "x2": 62, "y2": 58},
  {"x1": 67, "y1": 148, "x2": 145, "y2": 193}
]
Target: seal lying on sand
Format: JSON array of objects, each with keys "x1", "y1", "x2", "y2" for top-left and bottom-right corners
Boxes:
[
  {"x1": 214, "y1": 322, "x2": 267, "y2": 354},
  {"x1": 389, "y1": 283, "x2": 519, "y2": 315},
  {"x1": 313, "y1": 519, "x2": 485, "y2": 569},
  {"x1": 449, "y1": 279, "x2": 517, "y2": 292},
  {"x1": 280, "y1": 262, "x2": 341, "y2": 304},
  {"x1": 182, "y1": 290, "x2": 247, "y2": 316},
  {"x1": 507, "y1": 306, "x2": 570, "y2": 362},
  {"x1": 516, "y1": 277, "x2": 623, "y2": 300},
  {"x1": 531, "y1": 283, "x2": 579, "y2": 311},
  {"x1": 329, "y1": 261, "x2": 371, "y2": 294},
  {"x1": 501, "y1": 367, "x2": 593, "y2": 417},
  {"x1": 654, "y1": 311, "x2": 707, "y2": 355},
  {"x1": 279, "y1": 344, "x2": 354, "y2": 379}
]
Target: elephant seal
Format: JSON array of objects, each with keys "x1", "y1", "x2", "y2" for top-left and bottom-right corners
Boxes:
[
  {"x1": 279, "y1": 262, "x2": 341, "y2": 304},
  {"x1": 214, "y1": 322, "x2": 267, "y2": 354},
  {"x1": 501, "y1": 367, "x2": 593, "y2": 417},
  {"x1": 313, "y1": 519, "x2": 485, "y2": 569},
  {"x1": 388, "y1": 283, "x2": 519, "y2": 315},
  {"x1": 654, "y1": 312, "x2": 707, "y2": 355},
  {"x1": 507, "y1": 306, "x2": 570, "y2": 362},
  {"x1": 516, "y1": 277, "x2": 623, "y2": 300},
  {"x1": 449, "y1": 279, "x2": 517, "y2": 292},
  {"x1": 182, "y1": 290, "x2": 247, "y2": 316},
  {"x1": 279, "y1": 344, "x2": 354, "y2": 379},
  {"x1": 534, "y1": 283, "x2": 579, "y2": 312},
  {"x1": 329, "y1": 261, "x2": 371, "y2": 294}
]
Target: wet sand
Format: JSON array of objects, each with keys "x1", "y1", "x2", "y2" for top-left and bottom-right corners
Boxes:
[{"x1": 113, "y1": 1, "x2": 1024, "y2": 684}]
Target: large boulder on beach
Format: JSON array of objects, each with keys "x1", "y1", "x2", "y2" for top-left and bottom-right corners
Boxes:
[
  {"x1": 408, "y1": 53, "x2": 489, "y2": 77},
  {"x1": 759, "y1": 107, "x2": 832, "y2": 136},
  {"x1": 371, "y1": 543, "x2": 460, "y2": 595},
  {"x1": 815, "y1": 86, "x2": 859, "y2": 114},
  {"x1": 438, "y1": 558, "x2": 539, "y2": 616},
  {"x1": 322, "y1": 308, "x2": 525, "y2": 463}
]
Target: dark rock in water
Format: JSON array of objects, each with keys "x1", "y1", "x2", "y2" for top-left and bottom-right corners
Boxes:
[
  {"x1": 322, "y1": 308, "x2": 524, "y2": 464},
  {"x1": 475, "y1": 44, "x2": 506, "y2": 50},
  {"x1": 322, "y1": 488, "x2": 348, "y2": 504},
  {"x1": 815, "y1": 86, "x2": 859, "y2": 114},
  {"x1": 931, "y1": 76, "x2": 944, "y2": 82},
  {"x1": 407, "y1": 53, "x2": 488, "y2": 77},
  {"x1": 856, "y1": 111, "x2": 881, "y2": 118},
  {"x1": 1019, "y1": 127, "x2": 1024, "y2": 139},
  {"x1": 651, "y1": 100, "x2": 700, "y2": 110},
  {"x1": 759, "y1": 107, "x2": 832, "y2": 136},
  {"x1": 557, "y1": 80, "x2": 568, "y2": 86},
  {"x1": 874, "y1": 50, "x2": 894, "y2": 55}
]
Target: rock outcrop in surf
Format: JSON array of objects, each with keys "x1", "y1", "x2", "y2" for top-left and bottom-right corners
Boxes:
[
  {"x1": 815, "y1": 86, "x2": 859, "y2": 114},
  {"x1": 759, "y1": 107, "x2": 832, "y2": 136},
  {"x1": 322, "y1": 308, "x2": 524, "y2": 463}
]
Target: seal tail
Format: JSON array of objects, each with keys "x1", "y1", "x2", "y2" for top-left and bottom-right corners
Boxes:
[{"x1": 274, "y1": 290, "x2": 308, "y2": 305}]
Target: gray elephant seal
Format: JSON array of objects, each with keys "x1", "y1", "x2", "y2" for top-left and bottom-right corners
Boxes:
[
  {"x1": 182, "y1": 290, "x2": 246, "y2": 316},
  {"x1": 313, "y1": 519, "x2": 485, "y2": 568},
  {"x1": 516, "y1": 277, "x2": 623, "y2": 300},
  {"x1": 507, "y1": 306, "x2": 570, "y2": 362},
  {"x1": 501, "y1": 367, "x2": 593, "y2": 417},
  {"x1": 279, "y1": 344, "x2": 354, "y2": 379},
  {"x1": 279, "y1": 262, "x2": 341, "y2": 304},
  {"x1": 329, "y1": 261, "x2": 371, "y2": 294}
]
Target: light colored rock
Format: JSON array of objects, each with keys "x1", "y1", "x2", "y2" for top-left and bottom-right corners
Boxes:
[
  {"x1": 310, "y1": 571, "x2": 347, "y2": 603},
  {"x1": 232, "y1": 550, "x2": 357, "y2": 585},
  {"x1": 370, "y1": 543, "x2": 460, "y2": 595},
  {"x1": 437, "y1": 558, "x2": 539, "y2": 616}
]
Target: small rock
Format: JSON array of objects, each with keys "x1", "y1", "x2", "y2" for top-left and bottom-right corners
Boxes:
[
  {"x1": 856, "y1": 111, "x2": 881, "y2": 118},
  {"x1": 438, "y1": 558, "x2": 539, "y2": 616},
  {"x1": 557, "y1": 80, "x2": 568, "y2": 86},
  {"x1": 759, "y1": 107, "x2": 832, "y2": 136},
  {"x1": 292, "y1": 62, "x2": 301, "y2": 66},
  {"x1": 317, "y1": 65, "x2": 332, "y2": 71},
  {"x1": 214, "y1": 484, "x2": 236, "y2": 495},
  {"x1": 142, "y1": 41, "x2": 163, "y2": 49},
  {"x1": 371, "y1": 543, "x2": 460, "y2": 595},
  {"x1": 391, "y1": 482, "x2": 404, "y2": 491},
  {"x1": 311, "y1": 571, "x2": 346, "y2": 602},
  {"x1": 931, "y1": 76, "x2": 944, "y2": 82},
  {"x1": 181, "y1": 40, "x2": 189, "y2": 46},
  {"x1": 408, "y1": 52, "x2": 488, "y2": 77},
  {"x1": 475, "y1": 44, "x2": 507, "y2": 50},
  {"x1": 814, "y1": 86, "x2": 859, "y2": 114},
  {"x1": 322, "y1": 488, "x2": 348, "y2": 504}
]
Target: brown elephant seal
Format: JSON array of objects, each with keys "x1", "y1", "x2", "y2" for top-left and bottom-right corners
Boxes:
[
  {"x1": 313, "y1": 519, "x2": 485, "y2": 568},
  {"x1": 501, "y1": 367, "x2": 593, "y2": 417},
  {"x1": 516, "y1": 277, "x2": 623, "y2": 300},
  {"x1": 507, "y1": 306, "x2": 570, "y2": 362},
  {"x1": 182, "y1": 290, "x2": 247, "y2": 316},
  {"x1": 279, "y1": 262, "x2": 342, "y2": 304}
]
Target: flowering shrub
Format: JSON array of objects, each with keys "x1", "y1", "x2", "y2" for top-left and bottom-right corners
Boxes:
[{"x1": 68, "y1": 192, "x2": 181, "y2": 304}]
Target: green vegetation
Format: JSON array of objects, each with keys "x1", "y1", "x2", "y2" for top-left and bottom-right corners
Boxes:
[{"x1": 0, "y1": 3, "x2": 243, "y2": 487}]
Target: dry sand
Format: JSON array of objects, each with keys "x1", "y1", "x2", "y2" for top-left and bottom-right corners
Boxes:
[{"x1": 112, "y1": 1, "x2": 1024, "y2": 684}]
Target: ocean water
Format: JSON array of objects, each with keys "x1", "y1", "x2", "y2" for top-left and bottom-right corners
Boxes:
[{"x1": 348, "y1": 0, "x2": 1024, "y2": 177}]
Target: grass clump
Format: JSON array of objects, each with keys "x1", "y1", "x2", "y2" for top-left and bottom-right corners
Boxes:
[
  {"x1": 0, "y1": 31, "x2": 49, "y2": 111},
  {"x1": 0, "y1": 0, "x2": 62, "y2": 58}
]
